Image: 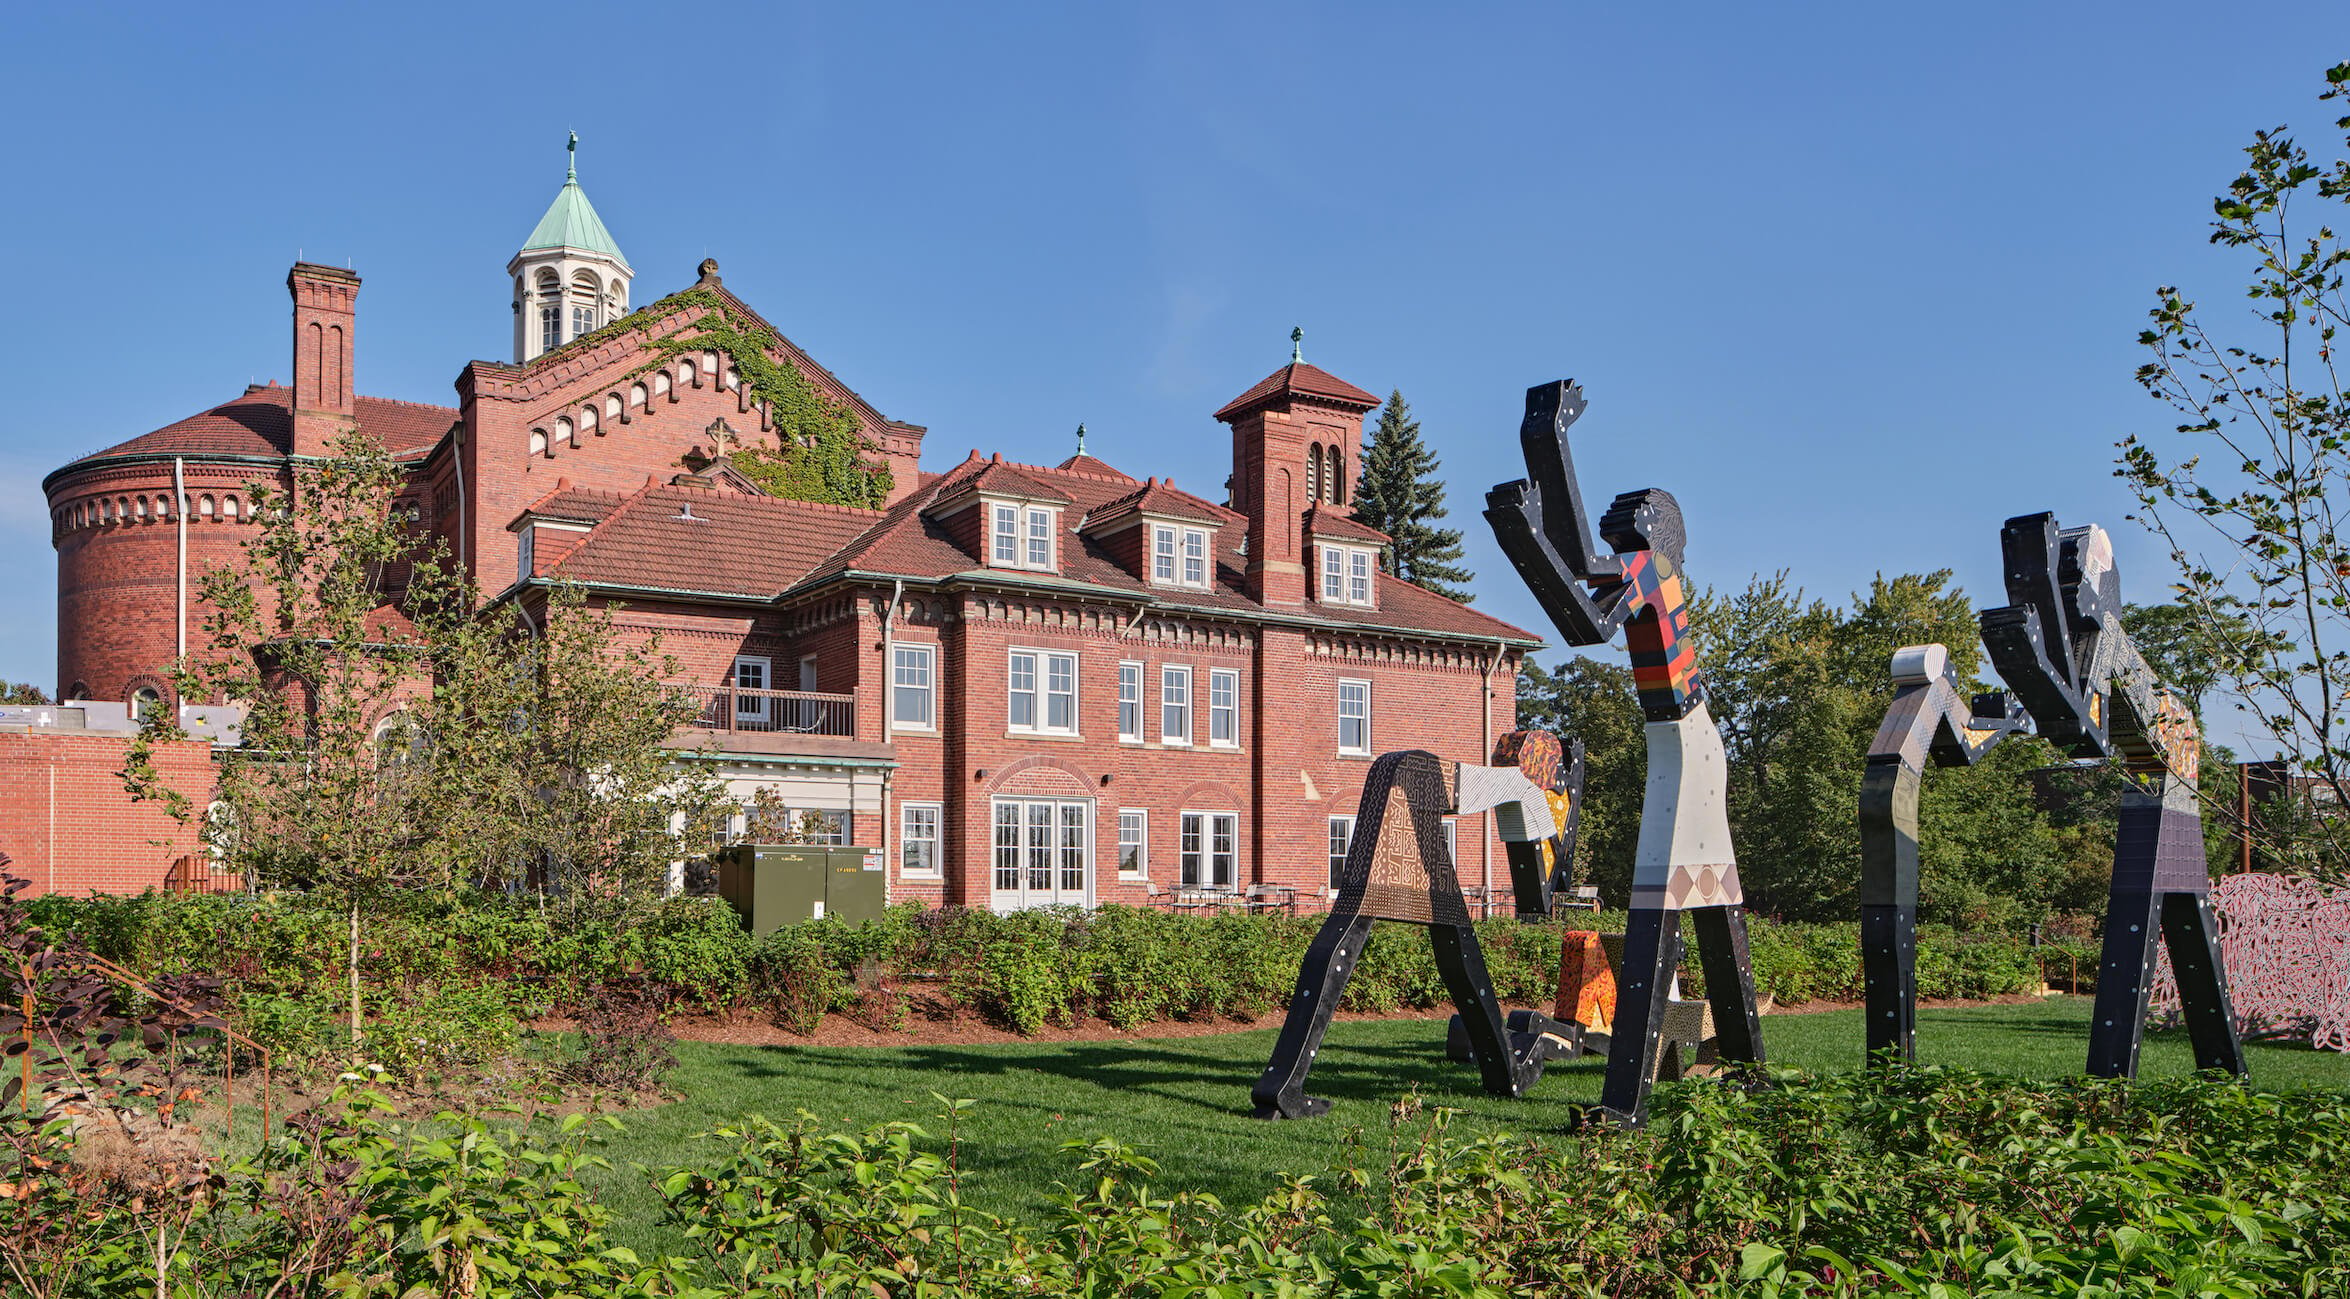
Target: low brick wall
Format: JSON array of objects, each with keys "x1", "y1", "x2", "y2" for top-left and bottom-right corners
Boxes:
[{"x1": 0, "y1": 730, "x2": 214, "y2": 896}]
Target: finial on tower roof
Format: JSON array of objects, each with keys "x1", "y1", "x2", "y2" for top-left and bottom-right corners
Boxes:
[
  {"x1": 566, "y1": 131, "x2": 578, "y2": 181},
  {"x1": 1290, "y1": 326, "x2": 1303, "y2": 364},
  {"x1": 1075, "y1": 422, "x2": 1087, "y2": 458}
]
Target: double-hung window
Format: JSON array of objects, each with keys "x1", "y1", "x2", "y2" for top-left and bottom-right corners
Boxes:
[
  {"x1": 1118, "y1": 809, "x2": 1148, "y2": 877},
  {"x1": 990, "y1": 502, "x2": 1058, "y2": 570},
  {"x1": 1117, "y1": 661, "x2": 1144, "y2": 741},
  {"x1": 901, "y1": 804, "x2": 941, "y2": 876},
  {"x1": 1179, "y1": 811, "x2": 1239, "y2": 888},
  {"x1": 1009, "y1": 649, "x2": 1079, "y2": 734},
  {"x1": 1321, "y1": 545, "x2": 1376, "y2": 605},
  {"x1": 1348, "y1": 549, "x2": 1372, "y2": 604},
  {"x1": 1152, "y1": 527, "x2": 1177, "y2": 583},
  {"x1": 1161, "y1": 665, "x2": 1192, "y2": 745},
  {"x1": 991, "y1": 504, "x2": 1021, "y2": 564},
  {"x1": 1151, "y1": 524, "x2": 1212, "y2": 589},
  {"x1": 1208, "y1": 669, "x2": 1239, "y2": 747},
  {"x1": 1337, "y1": 678, "x2": 1371, "y2": 755},
  {"x1": 891, "y1": 644, "x2": 935, "y2": 729},
  {"x1": 1026, "y1": 508, "x2": 1053, "y2": 567},
  {"x1": 1328, "y1": 815, "x2": 1355, "y2": 891},
  {"x1": 1322, "y1": 547, "x2": 1345, "y2": 601},
  {"x1": 572, "y1": 304, "x2": 596, "y2": 339}
]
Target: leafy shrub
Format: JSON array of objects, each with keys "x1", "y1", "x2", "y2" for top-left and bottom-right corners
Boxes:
[
  {"x1": 231, "y1": 990, "x2": 341, "y2": 1069},
  {"x1": 366, "y1": 983, "x2": 522, "y2": 1085},
  {"x1": 566, "y1": 978, "x2": 676, "y2": 1092}
]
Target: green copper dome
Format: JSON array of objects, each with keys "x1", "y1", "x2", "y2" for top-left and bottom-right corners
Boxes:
[{"x1": 521, "y1": 138, "x2": 629, "y2": 270}]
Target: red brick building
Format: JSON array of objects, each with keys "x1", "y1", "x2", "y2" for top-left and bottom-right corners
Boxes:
[{"x1": 38, "y1": 157, "x2": 1540, "y2": 908}]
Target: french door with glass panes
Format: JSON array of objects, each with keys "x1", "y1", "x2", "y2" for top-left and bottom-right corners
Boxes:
[{"x1": 989, "y1": 798, "x2": 1092, "y2": 911}]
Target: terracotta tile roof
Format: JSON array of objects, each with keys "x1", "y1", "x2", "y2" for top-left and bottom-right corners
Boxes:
[
  {"x1": 548, "y1": 481, "x2": 883, "y2": 598},
  {"x1": 1212, "y1": 362, "x2": 1380, "y2": 422},
  {"x1": 60, "y1": 385, "x2": 458, "y2": 468},
  {"x1": 510, "y1": 479, "x2": 627, "y2": 530},
  {"x1": 924, "y1": 454, "x2": 1073, "y2": 507},
  {"x1": 788, "y1": 454, "x2": 1538, "y2": 645},
  {"x1": 1304, "y1": 506, "x2": 1389, "y2": 544},
  {"x1": 1084, "y1": 479, "x2": 1227, "y2": 530},
  {"x1": 1056, "y1": 452, "x2": 1137, "y2": 480}
]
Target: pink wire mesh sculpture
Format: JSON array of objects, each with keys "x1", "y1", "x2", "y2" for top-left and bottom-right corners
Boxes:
[{"x1": 2150, "y1": 872, "x2": 2350, "y2": 1052}]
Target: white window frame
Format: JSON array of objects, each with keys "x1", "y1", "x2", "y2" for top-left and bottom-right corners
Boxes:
[
  {"x1": 516, "y1": 525, "x2": 534, "y2": 582},
  {"x1": 1337, "y1": 677, "x2": 1372, "y2": 755},
  {"x1": 1008, "y1": 647, "x2": 1080, "y2": 736},
  {"x1": 1117, "y1": 660, "x2": 1144, "y2": 742},
  {"x1": 1349, "y1": 548, "x2": 1373, "y2": 604},
  {"x1": 990, "y1": 796, "x2": 1091, "y2": 909},
  {"x1": 1322, "y1": 546, "x2": 1345, "y2": 601},
  {"x1": 1322, "y1": 544, "x2": 1377, "y2": 605},
  {"x1": 891, "y1": 643, "x2": 935, "y2": 731},
  {"x1": 1117, "y1": 808, "x2": 1148, "y2": 879},
  {"x1": 733, "y1": 655, "x2": 772, "y2": 728},
  {"x1": 1328, "y1": 814, "x2": 1355, "y2": 892},
  {"x1": 901, "y1": 803, "x2": 942, "y2": 877},
  {"x1": 1161, "y1": 665, "x2": 1193, "y2": 746},
  {"x1": 991, "y1": 503, "x2": 1020, "y2": 564},
  {"x1": 1151, "y1": 525, "x2": 1177, "y2": 583},
  {"x1": 1442, "y1": 817, "x2": 1459, "y2": 866},
  {"x1": 1150, "y1": 524, "x2": 1212, "y2": 590},
  {"x1": 1208, "y1": 668, "x2": 1240, "y2": 748},
  {"x1": 1025, "y1": 506, "x2": 1055, "y2": 568},
  {"x1": 1179, "y1": 810, "x2": 1239, "y2": 889},
  {"x1": 1182, "y1": 528, "x2": 1209, "y2": 587}
]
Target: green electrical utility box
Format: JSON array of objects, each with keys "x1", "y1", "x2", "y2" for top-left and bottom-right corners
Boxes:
[{"x1": 715, "y1": 844, "x2": 887, "y2": 934}]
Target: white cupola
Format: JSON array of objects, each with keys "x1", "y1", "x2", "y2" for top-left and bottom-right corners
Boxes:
[{"x1": 508, "y1": 133, "x2": 632, "y2": 363}]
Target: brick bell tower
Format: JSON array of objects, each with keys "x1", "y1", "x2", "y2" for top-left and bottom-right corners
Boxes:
[
  {"x1": 1213, "y1": 328, "x2": 1380, "y2": 605},
  {"x1": 288, "y1": 262, "x2": 359, "y2": 458}
]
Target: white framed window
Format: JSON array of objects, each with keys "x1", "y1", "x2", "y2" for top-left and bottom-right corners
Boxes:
[
  {"x1": 1118, "y1": 809, "x2": 1148, "y2": 878},
  {"x1": 1152, "y1": 526, "x2": 1177, "y2": 583},
  {"x1": 991, "y1": 797, "x2": 1090, "y2": 909},
  {"x1": 539, "y1": 305, "x2": 560, "y2": 353},
  {"x1": 1321, "y1": 545, "x2": 1377, "y2": 605},
  {"x1": 1150, "y1": 524, "x2": 1212, "y2": 589},
  {"x1": 901, "y1": 803, "x2": 942, "y2": 876},
  {"x1": 991, "y1": 504, "x2": 1020, "y2": 564},
  {"x1": 892, "y1": 643, "x2": 935, "y2": 730},
  {"x1": 1179, "y1": 810, "x2": 1239, "y2": 888},
  {"x1": 733, "y1": 655, "x2": 772, "y2": 728},
  {"x1": 516, "y1": 526, "x2": 535, "y2": 582},
  {"x1": 1337, "y1": 678, "x2": 1371, "y2": 755},
  {"x1": 1009, "y1": 648, "x2": 1079, "y2": 735},
  {"x1": 1117, "y1": 661, "x2": 1144, "y2": 741},
  {"x1": 1442, "y1": 818, "x2": 1459, "y2": 866},
  {"x1": 571, "y1": 304, "x2": 595, "y2": 339},
  {"x1": 1328, "y1": 815, "x2": 1355, "y2": 891},
  {"x1": 1025, "y1": 506, "x2": 1054, "y2": 568},
  {"x1": 1161, "y1": 665, "x2": 1192, "y2": 746},
  {"x1": 1209, "y1": 669, "x2": 1239, "y2": 747}
]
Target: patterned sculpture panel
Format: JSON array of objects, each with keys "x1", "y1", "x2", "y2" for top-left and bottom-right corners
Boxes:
[
  {"x1": 2150, "y1": 872, "x2": 2350, "y2": 1053},
  {"x1": 1250, "y1": 732, "x2": 1586, "y2": 1120},
  {"x1": 1976, "y1": 513, "x2": 2246, "y2": 1079},
  {"x1": 1486, "y1": 379, "x2": 1765, "y2": 1128}
]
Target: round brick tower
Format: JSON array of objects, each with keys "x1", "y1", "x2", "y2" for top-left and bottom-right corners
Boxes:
[{"x1": 44, "y1": 264, "x2": 457, "y2": 707}]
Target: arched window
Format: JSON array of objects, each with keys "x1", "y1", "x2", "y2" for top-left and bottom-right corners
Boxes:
[
  {"x1": 579, "y1": 405, "x2": 598, "y2": 436},
  {"x1": 555, "y1": 416, "x2": 575, "y2": 448},
  {"x1": 536, "y1": 270, "x2": 562, "y2": 353},
  {"x1": 679, "y1": 359, "x2": 699, "y2": 388},
  {"x1": 725, "y1": 367, "x2": 742, "y2": 391},
  {"x1": 605, "y1": 393, "x2": 623, "y2": 420},
  {"x1": 1326, "y1": 446, "x2": 1345, "y2": 505},
  {"x1": 223, "y1": 496, "x2": 241, "y2": 520},
  {"x1": 630, "y1": 382, "x2": 649, "y2": 408},
  {"x1": 67, "y1": 681, "x2": 89, "y2": 702},
  {"x1": 130, "y1": 686, "x2": 162, "y2": 720},
  {"x1": 1306, "y1": 443, "x2": 1323, "y2": 504},
  {"x1": 653, "y1": 371, "x2": 672, "y2": 400},
  {"x1": 199, "y1": 495, "x2": 215, "y2": 518},
  {"x1": 530, "y1": 429, "x2": 549, "y2": 457},
  {"x1": 134, "y1": 497, "x2": 148, "y2": 521}
]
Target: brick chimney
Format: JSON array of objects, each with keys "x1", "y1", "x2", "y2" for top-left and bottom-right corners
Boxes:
[
  {"x1": 1213, "y1": 343, "x2": 1379, "y2": 605},
  {"x1": 288, "y1": 263, "x2": 359, "y2": 458}
]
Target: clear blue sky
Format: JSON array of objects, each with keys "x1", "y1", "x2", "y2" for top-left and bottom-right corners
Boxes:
[{"x1": 0, "y1": 4, "x2": 2339, "y2": 752}]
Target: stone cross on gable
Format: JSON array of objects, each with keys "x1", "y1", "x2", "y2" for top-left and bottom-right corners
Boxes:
[{"x1": 704, "y1": 417, "x2": 739, "y2": 454}]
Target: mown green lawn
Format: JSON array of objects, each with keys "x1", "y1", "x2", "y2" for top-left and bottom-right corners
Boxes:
[{"x1": 579, "y1": 996, "x2": 2347, "y2": 1256}]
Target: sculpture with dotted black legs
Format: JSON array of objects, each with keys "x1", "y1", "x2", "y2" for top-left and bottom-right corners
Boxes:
[
  {"x1": 1859, "y1": 646, "x2": 2027, "y2": 1066},
  {"x1": 1485, "y1": 379, "x2": 1766, "y2": 1129},
  {"x1": 1250, "y1": 734, "x2": 1584, "y2": 1121},
  {"x1": 1979, "y1": 513, "x2": 2246, "y2": 1080}
]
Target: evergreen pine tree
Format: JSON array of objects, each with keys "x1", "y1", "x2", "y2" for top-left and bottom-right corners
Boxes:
[{"x1": 1351, "y1": 390, "x2": 1474, "y2": 601}]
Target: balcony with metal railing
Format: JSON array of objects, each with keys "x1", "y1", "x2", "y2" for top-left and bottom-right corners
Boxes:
[{"x1": 678, "y1": 685, "x2": 860, "y2": 738}]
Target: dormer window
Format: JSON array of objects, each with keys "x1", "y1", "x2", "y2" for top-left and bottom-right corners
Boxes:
[
  {"x1": 989, "y1": 502, "x2": 1058, "y2": 571},
  {"x1": 1321, "y1": 545, "x2": 1375, "y2": 606},
  {"x1": 1150, "y1": 524, "x2": 1213, "y2": 590}
]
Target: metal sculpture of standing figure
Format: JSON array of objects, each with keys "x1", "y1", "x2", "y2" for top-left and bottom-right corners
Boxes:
[
  {"x1": 1859, "y1": 645, "x2": 2027, "y2": 1065},
  {"x1": 1978, "y1": 513, "x2": 2245, "y2": 1079},
  {"x1": 1486, "y1": 380, "x2": 1766, "y2": 1127}
]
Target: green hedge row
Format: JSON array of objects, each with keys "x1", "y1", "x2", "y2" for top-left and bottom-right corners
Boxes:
[
  {"x1": 18, "y1": 1069, "x2": 2348, "y2": 1295},
  {"x1": 31, "y1": 890, "x2": 2070, "y2": 1045}
]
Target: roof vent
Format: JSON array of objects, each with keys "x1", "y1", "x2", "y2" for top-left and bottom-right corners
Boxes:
[{"x1": 675, "y1": 502, "x2": 703, "y2": 522}]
